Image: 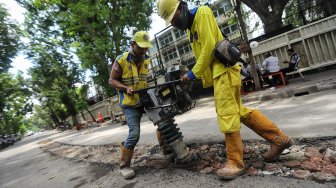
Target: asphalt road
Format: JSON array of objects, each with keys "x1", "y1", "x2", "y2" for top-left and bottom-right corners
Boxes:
[
  {"x1": 55, "y1": 89, "x2": 336, "y2": 146},
  {"x1": 0, "y1": 132, "x2": 335, "y2": 188}
]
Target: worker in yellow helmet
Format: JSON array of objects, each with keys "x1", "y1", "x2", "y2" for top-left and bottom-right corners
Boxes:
[
  {"x1": 109, "y1": 31, "x2": 172, "y2": 179},
  {"x1": 157, "y1": 0, "x2": 293, "y2": 180}
]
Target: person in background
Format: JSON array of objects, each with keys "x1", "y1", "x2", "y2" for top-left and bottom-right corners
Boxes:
[
  {"x1": 241, "y1": 62, "x2": 254, "y2": 93},
  {"x1": 157, "y1": 0, "x2": 293, "y2": 180},
  {"x1": 283, "y1": 48, "x2": 300, "y2": 73},
  {"x1": 282, "y1": 48, "x2": 300, "y2": 83},
  {"x1": 246, "y1": 61, "x2": 263, "y2": 88},
  {"x1": 262, "y1": 54, "x2": 280, "y2": 87}
]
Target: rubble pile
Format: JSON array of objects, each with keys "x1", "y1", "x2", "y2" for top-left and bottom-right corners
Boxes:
[{"x1": 39, "y1": 138, "x2": 336, "y2": 183}]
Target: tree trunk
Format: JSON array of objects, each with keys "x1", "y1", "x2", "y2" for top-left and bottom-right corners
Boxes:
[
  {"x1": 80, "y1": 110, "x2": 86, "y2": 121},
  {"x1": 85, "y1": 106, "x2": 96, "y2": 122},
  {"x1": 241, "y1": 0, "x2": 290, "y2": 34},
  {"x1": 235, "y1": 0, "x2": 261, "y2": 90}
]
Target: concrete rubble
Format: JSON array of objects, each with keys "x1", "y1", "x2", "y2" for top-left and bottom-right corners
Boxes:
[{"x1": 39, "y1": 137, "x2": 336, "y2": 184}]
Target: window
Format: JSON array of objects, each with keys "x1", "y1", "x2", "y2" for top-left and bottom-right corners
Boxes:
[
  {"x1": 213, "y1": 10, "x2": 219, "y2": 18},
  {"x1": 163, "y1": 49, "x2": 178, "y2": 62},
  {"x1": 220, "y1": 22, "x2": 238, "y2": 36},
  {"x1": 159, "y1": 32, "x2": 173, "y2": 47},
  {"x1": 178, "y1": 42, "x2": 192, "y2": 55},
  {"x1": 214, "y1": 0, "x2": 232, "y2": 17},
  {"x1": 174, "y1": 29, "x2": 185, "y2": 39},
  {"x1": 224, "y1": 2, "x2": 232, "y2": 12}
]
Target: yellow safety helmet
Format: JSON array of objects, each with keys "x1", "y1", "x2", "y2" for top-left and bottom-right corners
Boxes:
[{"x1": 156, "y1": 0, "x2": 181, "y2": 26}]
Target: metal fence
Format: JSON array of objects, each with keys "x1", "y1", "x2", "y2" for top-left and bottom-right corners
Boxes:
[{"x1": 251, "y1": 15, "x2": 336, "y2": 70}]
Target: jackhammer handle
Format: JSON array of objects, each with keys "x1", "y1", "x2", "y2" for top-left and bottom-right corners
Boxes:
[{"x1": 133, "y1": 79, "x2": 182, "y2": 94}]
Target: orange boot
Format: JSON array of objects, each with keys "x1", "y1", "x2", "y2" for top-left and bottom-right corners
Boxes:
[
  {"x1": 217, "y1": 131, "x2": 244, "y2": 180},
  {"x1": 120, "y1": 143, "x2": 135, "y2": 179},
  {"x1": 156, "y1": 129, "x2": 173, "y2": 155},
  {"x1": 241, "y1": 110, "x2": 294, "y2": 162}
]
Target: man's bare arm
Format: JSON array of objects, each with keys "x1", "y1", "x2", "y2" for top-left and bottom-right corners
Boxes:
[{"x1": 109, "y1": 63, "x2": 134, "y2": 95}]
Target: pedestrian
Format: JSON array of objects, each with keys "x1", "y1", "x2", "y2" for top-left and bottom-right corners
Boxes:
[
  {"x1": 157, "y1": 0, "x2": 293, "y2": 180},
  {"x1": 283, "y1": 48, "x2": 300, "y2": 73},
  {"x1": 240, "y1": 62, "x2": 254, "y2": 93},
  {"x1": 109, "y1": 31, "x2": 172, "y2": 179},
  {"x1": 262, "y1": 53, "x2": 280, "y2": 87}
]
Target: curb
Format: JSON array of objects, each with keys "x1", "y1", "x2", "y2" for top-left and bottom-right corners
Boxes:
[{"x1": 242, "y1": 80, "x2": 336, "y2": 103}]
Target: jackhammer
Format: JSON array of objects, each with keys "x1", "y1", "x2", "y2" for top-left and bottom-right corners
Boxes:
[{"x1": 134, "y1": 65, "x2": 196, "y2": 164}]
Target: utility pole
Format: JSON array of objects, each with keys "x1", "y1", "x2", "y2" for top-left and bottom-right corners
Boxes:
[{"x1": 235, "y1": 0, "x2": 261, "y2": 90}]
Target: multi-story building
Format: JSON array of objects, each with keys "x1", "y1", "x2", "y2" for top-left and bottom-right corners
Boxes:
[{"x1": 147, "y1": 0, "x2": 241, "y2": 82}]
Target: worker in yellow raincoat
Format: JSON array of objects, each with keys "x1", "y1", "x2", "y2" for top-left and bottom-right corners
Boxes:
[{"x1": 157, "y1": 0, "x2": 294, "y2": 180}]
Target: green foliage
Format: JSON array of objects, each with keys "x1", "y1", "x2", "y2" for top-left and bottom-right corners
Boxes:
[
  {"x1": 26, "y1": 105, "x2": 53, "y2": 130},
  {"x1": 16, "y1": 0, "x2": 85, "y2": 127},
  {"x1": 0, "y1": 72, "x2": 32, "y2": 135},
  {"x1": 240, "y1": 0, "x2": 290, "y2": 33},
  {"x1": 19, "y1": 124, "x2": 27, "y2": 135},
  {"x1": 0, "y1": 3, "x2": 21, "y2": 73},
  {"x1": 50, "y1": 0, "x2": 154, "y2": 97},
  {"x1": 284, "y1": 0, "x2": 336, "y2": 27}
]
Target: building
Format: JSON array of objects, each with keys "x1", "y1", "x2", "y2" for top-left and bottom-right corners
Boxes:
[{"x1": 147, "y1": 0, "x2": 242, "y2": 82}]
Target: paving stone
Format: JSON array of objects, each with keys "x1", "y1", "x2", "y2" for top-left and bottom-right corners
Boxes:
[
  {"x1": 323, "y1": 148, "x2": 336, "y2": 161},
  {"x1": 265, "y1": 163, "x2": 283, "y2": 171},
  {"x1": 246, "y1": 167, "x2": 258, "y2": 176},
  {"x1": 293, "y1": 170, "x2": 312, "y2": 180},
  {"x1": 210, "y1": 161, "x2": 222, "y2": 169},
  {"x1": 196, "y1": 160, "x2": 210, "y2": 170},
  {"x1": 312, "y1": 172, "x2": 336, "y2": 182},
  {"x1": 251, "y1": 161, "x2": 264, "y2": 169},
  {"x1": 200, "y1": 145, "x2": 209, "y2": 151},
  {"x1": 323, "y1": 164, "x2": 336, "y2": 175},
  {"x1": 200, "y1": 167, "x2": 213, "y2": 174},
  {"x1": 329, "y1": 154, "x2": 336, "y2": 163},
  {"x1": 305, "y1": 147, "x2": 323, "y2": 158},
  {"x1": 301, "y1": 161, "x2": 321, "y2": 172},
  {"x1": 284, "y1": 160, "x2": 301, "y2": 168}
]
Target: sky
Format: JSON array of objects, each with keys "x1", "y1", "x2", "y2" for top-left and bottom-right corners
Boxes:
[
  {"x1": 1, "y1": 0, "x2": 166, "y2": 77},
  {"x1": 0, "y1": 0, "x2": 32, "y2": 76}
]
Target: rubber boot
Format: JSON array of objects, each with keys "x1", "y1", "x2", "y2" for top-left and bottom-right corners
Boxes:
[
  {"x1": 217, "y1": 131, "x2": 245, "y2": 180},
  {"x1": 156, "y1": 129, "x2": 173, "y2": 155},
  {"x1": 120, "y1": 142, "x2": 135, "y2": 179},
  {"x1": 241, "y1": 110, "x2": 294, "y2": 162}
]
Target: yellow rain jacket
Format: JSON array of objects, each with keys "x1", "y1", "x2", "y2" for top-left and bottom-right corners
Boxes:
[
  {"x1": 116, "y1": 52, "x2": 149, "y2": 107},
  {"x1": 188, "y1": 6, "x2": 252, "y2": 133}
]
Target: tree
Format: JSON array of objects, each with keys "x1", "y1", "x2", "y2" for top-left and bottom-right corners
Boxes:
[
  {"x1": 17, "y1": 0, "x2": 85, "y2": 127},
  {"x1": 31, "y1": 0, "x2": 154, "y2": 97},
  {"x1": 0, "y1": 72, "x2": 32, "y2": 135},
  {"x1": 235, "y1": 0, "x2": 261, "y2": 90},
  {"x1": 241, "y1": 0, "x2": 290, "y2": 34},
  {"x1": 284, "y1": 0, "x2": 336, "y2": 27},
  {"x1": 76, "y1": 85, "x2": 96, "y2": 122},
  {"x1": 0, "y1": 3, "x2": 21, "y2": 73}
]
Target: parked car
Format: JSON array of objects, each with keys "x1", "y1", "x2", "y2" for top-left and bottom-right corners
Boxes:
[
  {"x1": 4, "y1": 135, "x2": 15, "y2": 145},
  {"x1": 0, "y1": 135, "x2": 9, "y2": 148},
  {"x1": 25, "y1": 131, "x2": 34, "y2": 137}
]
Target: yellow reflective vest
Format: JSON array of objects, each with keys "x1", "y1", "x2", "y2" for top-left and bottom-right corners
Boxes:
[{"x1": 116, "y1": 52, "x2": 149, "y2": 107}]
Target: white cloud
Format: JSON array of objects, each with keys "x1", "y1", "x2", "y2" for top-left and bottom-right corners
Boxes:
[{"x1": 148, "y1": 13, "x2": 166, "y2": 39}]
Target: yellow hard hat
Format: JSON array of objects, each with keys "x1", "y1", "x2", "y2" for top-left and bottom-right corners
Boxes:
[
  {"x1": 133, "y1": 31, "x2": 152, "y2": 48},
  {"x1": 157, "y1": 0, "x2": 181, "y2": 26}
]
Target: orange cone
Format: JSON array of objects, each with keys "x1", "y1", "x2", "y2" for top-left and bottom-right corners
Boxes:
[{"x1": 98, "y1": 112, "x2": 104, "y2": 123}]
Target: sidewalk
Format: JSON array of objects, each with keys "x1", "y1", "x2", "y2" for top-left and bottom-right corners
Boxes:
[
  {"x1": 55, "y1": 66, "x2": 336, "y2": 147},
  {"x1": 242, "y1": 66, "x2": 336, "y2": 103}
]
